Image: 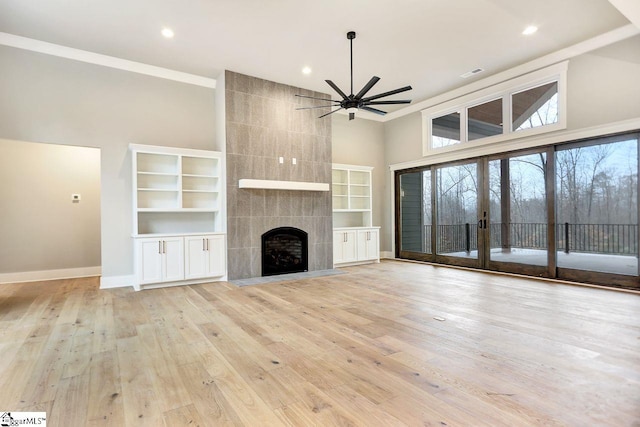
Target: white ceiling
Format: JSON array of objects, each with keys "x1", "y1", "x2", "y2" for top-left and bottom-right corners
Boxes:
[{"x1": 0, "y1": 0, "x2": 637, "y2": 116}]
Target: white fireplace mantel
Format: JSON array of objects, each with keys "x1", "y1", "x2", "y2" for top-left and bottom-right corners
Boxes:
[{"x1": 238, "y1": 179, "x2": 330, "y2": 191}]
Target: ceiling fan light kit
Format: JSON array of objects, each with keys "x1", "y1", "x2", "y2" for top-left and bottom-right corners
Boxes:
[{"x1": 296, "y1": 31, "x2": 412, "y2": 120}]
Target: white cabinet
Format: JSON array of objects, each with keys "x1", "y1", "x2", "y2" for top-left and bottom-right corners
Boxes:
[
  {"x1": 357, "y1": 229, "x2": 379, "y2": 262},
  {"x1": 130, "y1": 144, "x2": 227, "y2": 290},
  {"x1": 136, "y1": 237, "x2": 184, "y2": 285},
  {"x1": 185, "y1": 234, "x2": 226, "y2": 280},
  {"x1": 333, "y1": 227, "x2": 380, "y2": 266},
  {"x1": 333, "y1": 230, "x2": 358, "y2": 264},
  {"x1": 332, "y1": 164, "x2": 380, "y2": 267}
]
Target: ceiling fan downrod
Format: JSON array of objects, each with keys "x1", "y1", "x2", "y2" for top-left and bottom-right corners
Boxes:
[{"x1": 348, "y1": 31, "x2": 356, "y2": 96}]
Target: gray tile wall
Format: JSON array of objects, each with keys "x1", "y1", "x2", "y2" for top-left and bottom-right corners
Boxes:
[{"x1": 225, "y1": 71, "x2": 333, "y2": 279}]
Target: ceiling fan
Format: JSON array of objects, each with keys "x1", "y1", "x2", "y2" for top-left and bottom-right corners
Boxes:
[{"x1": 296, "y1": 31, "x2": 412, "y2": 120}]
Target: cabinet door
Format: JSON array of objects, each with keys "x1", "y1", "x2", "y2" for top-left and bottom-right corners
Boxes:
[
  {"x1": 357, "y1": 229, "x2": 379, "y2": 261},
  {"x1": 333, "y1": 231, "x2": 345, "y2": 264},
  {"x1": 368, "y1": 229, "x2": 380, "y2": 261},
  {"x1": 138, "y1": 239, "x2": 163, "y2": 284},
  {"x1": 343, "y1": 230, "x2": 358, "y2": 263},
  {"x1": 184, "y1": 236, "x2": 208, "y2": 280},
  {"x1": 162, "y1": 237, "x2": 185, "y2": 282},
  {"x1": 206, "y1": 235, "x2": 226, "y2": 277}
]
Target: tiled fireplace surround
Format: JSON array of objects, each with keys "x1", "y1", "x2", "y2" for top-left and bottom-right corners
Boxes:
[{"x1": 225, "y1": 71, "x2": 333, "y2": 279}]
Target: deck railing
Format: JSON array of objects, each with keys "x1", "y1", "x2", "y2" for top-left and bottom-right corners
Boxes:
[{"x1": 422, "y1": 223, "x2": 638, "y2": 255}]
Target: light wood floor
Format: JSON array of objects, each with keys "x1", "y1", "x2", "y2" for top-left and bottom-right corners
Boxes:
[{"x1": 0, "y1": 260, "x2": 638, "y2": 426}]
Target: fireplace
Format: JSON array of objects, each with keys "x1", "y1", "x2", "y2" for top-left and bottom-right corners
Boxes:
[{"x1": 261, "y1": 227, "x2": 308, "y2": 276}]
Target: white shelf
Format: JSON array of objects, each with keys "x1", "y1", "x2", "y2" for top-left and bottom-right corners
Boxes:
[
  {"x1": 138, "y1": 171, "x2": 179, "y2": 176},
  {"x1": 239, "y1": 179, "x2": 330, "y2": 191},
  {"x1": 332, "y1": 164, "x2": 374, "y2": 228}
]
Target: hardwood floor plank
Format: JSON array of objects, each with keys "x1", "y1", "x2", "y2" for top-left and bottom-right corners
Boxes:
[
  {"x1": 48, "y1": 374, "x2": 90, "y2": 427},
  {"x1": 163, "y1": 403, "x2": 207, "y2": 426},
  {"x1": 176, "y1": 361, "x2": 243, "y2": 426},
  {"x1": 136, "y1": 323, "x2": 193, "y2": 412},
  {"x1": 86, "y1": 350, "x2": 124, "y2": 426},
  {"x1": 115, "y1": 335, "x2": 164, "y2": 426}
]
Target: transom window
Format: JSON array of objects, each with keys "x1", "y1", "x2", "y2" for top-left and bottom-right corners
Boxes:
[{"x1": 423, "y1": 62, "x2": 567, "y2": 155}]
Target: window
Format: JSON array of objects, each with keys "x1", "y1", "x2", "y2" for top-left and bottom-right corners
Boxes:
[
  {"x1": 513, "y1": 82, "x2": 558, "y2": 131},
  {"x1": 432, "y1": 112, "x2": 461, "y2": 148},
  {"x1": 423, "y1": 62, "x2": 567, "y2": 155},
  {"x1": 468, "y1": 98, "x2": 503, "y2": 141}
]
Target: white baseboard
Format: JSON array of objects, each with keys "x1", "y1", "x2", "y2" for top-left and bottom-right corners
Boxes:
[
  {"x1": 100, "y1": 274, "x2": 136, "y2": 289},
  {"x1": 380, "y1": 251, "x2": 395, "y2": 259},
  {"x1": 0, "y1": 266, "x2": 101, "y2": 285}
]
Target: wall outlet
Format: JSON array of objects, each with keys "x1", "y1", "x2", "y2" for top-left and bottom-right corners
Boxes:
[
  {"x1": 292, "y1": 158, "x2": 297, "y2": 165},
  {"x1": 279, "y1": 157, "x2": 284, "y2": 164}
]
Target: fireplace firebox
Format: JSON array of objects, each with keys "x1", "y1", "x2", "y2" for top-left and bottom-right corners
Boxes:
[{"x1": 261, "y1": 227, "x2": 308, "y2": 276}]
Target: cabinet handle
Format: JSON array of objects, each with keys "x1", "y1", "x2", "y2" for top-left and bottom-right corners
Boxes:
[
  {"x1": 344, "y1": 233, "x2": 347, "y2": 243},
  {"x1": 158, "y1": 240, "x2": 162, "y2": 254},
  {"x1": 163, "y1": 240, "x2": 166, "y2": 254},
  {"x1": 206, "y1": 239, "x2": 209, "y2": 251},
  {"x1": 203, "y1": 238, "x2": 206, "y2": 251}
]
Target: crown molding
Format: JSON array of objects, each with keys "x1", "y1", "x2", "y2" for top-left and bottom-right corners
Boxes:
[{"x1": 0, "y1": 32, "x2": 217, "y2": 89}]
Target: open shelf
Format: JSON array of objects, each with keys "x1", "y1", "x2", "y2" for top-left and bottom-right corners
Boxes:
[
  {"x1": 131, "y1": 144, "x2": 224, "y2": 235},
  {"x1": 332, "y1": 164, "x2": 373, "y2": 228}
]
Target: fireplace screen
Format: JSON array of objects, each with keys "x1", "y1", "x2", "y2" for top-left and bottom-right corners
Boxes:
[{"x1": 261, "y1": 227, "x2": 308, "y2": 276}]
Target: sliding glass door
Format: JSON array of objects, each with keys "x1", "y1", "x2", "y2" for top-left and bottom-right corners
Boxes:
[
  {"x1": 435, "y1": 161, "x2": 482, "y2": 268},
  {"x1": 399, "y1": 170, "x2": 431, "y2": 256},
  {"x1": 555, "y1": 134, "x2": 638, "y2": 287},
  {"x1": 395, "y1": 131, "x2": 640, "y2": 289},
  {"x1": 486, "y1": 149, "x2": 553, "y2": 276}
]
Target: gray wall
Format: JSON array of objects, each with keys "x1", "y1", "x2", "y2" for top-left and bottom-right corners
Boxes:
[
  {"x1": 225, "y1": 71, "x2": 333, "y2": 279},
  {"x1": 0, "y1": 139, "x2": 101, "y2": 272},
  {"x1": 331, "y1": 114, "x2": 388, "y2": 248},
  {"x1": 0, "y1": 45, "x2": 217, "y2": 280},
  {"x1": 567, "y1": 35, "x2": 640, "y2": 130}
]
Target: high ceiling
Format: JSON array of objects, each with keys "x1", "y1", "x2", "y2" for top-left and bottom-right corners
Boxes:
[{"x1": 0, "y1": 0, "x2": 637, "y2": 117}]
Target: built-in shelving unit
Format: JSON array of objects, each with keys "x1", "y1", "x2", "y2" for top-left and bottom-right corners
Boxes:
[
  {"x1": 332, "y1": 163, "x2": 380, "y2": 266},
  {"x1": 130, "y1": 144, "x2": 226, "y2": 290}
]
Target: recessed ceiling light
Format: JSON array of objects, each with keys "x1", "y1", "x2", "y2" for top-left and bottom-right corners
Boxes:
[
  {"x1": 161, "y1": 28, "x2": 175, "y2": 39},
  {"x1": 522, "y1": 25, "x2": 538, "y2": 36},
  {"x1": 302, "y1": 66, "x2": 312, "y2": 75}
]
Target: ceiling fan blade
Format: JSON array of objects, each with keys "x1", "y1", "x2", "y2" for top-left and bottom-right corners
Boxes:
[
  {"x1": 354, "y1": 76, "x2": 380, "y2": 100},
  {"x1": 318, "y1": 107, "x2": 343, "y2": 119},
  {"x1": 349, "y1": 112, "x2": 355, "y2": 121},
  {"x1": 360, "y1": 106, "x2": 387, "y2": 116},
  {"x1": 361, "y1": 85, "x2": 412, "y2": 102},
  {"x1": 363, "y1": 100, "x2": 412, "y2": 105},
  {"x1": 296, "y1": 105, "x2": 339, "y2": 110},
  {"x1": 325, "y1": 80, "x2": 349, "y2": 100},
  {"x1": 295, "y1": 94, "x2": 340, "y2": 103}
]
